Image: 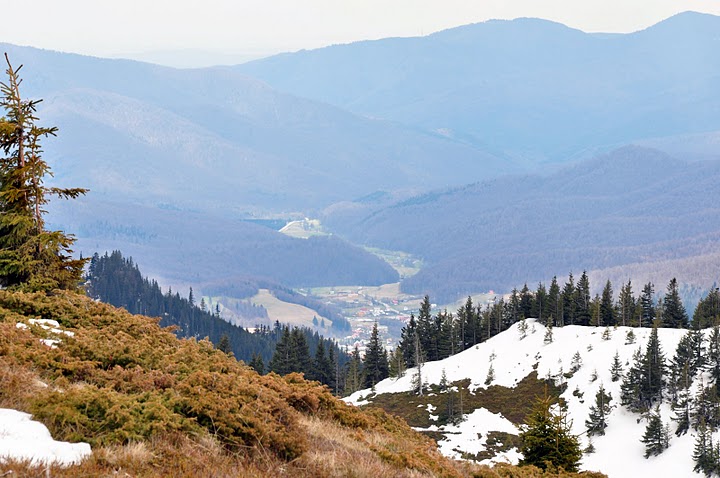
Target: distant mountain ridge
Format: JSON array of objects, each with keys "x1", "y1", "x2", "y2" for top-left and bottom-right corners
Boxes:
[
  {"x1": 326, "y1": 146, "x2": 720, "y2": 301},
  {"x1": 237, "y1": 12, "x2": 720, "y2": 163},
  {"x1": 1, "y1": 42, "x2": 510, "y2": 213}
]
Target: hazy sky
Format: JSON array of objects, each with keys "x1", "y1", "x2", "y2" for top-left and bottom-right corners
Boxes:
[{"x1": 2, "y1": 0, "x2": 720, "y2": 67}]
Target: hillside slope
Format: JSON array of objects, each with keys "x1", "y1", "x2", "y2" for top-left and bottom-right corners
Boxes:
[
  {"x1": 327, "y1": 146, "x2": 720, "y2": 301},
  {"x1": 347, "y1": 321, "x2": 696, "y2": 477},
  {"x1": 0, "y1": 289, "x2": 482, "y2": 477}
]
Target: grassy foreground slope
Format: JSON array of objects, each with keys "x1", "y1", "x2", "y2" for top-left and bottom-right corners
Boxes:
[{"x1": 0, "y1": 290, "x2": 603, "y2": 477}]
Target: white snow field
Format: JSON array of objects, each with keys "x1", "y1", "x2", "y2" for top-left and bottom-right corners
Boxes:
[{"x1": 346, "y1": 320, "x2": 707, "y2": 477}]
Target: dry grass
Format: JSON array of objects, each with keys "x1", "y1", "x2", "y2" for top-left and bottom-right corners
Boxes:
[{"x1": 0, "y1": 289, "x2": 606, "y2": 478}]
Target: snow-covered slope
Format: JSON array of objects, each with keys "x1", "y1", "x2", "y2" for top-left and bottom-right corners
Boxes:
[
  {"x1": 0, "y1": 408, "x2": 91, "y2": 466},
  {"x1": 346, "y1": 321, "x2": 703, "y2": 477}
]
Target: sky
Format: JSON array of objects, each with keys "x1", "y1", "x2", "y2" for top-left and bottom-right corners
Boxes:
[{"x1": 2, "y1": 0, "x2": 720, "y2": 67}]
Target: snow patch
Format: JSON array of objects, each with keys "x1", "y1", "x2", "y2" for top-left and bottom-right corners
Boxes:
[{"x1": 0, "y1": 408, "x2": 91, "y2": 466}]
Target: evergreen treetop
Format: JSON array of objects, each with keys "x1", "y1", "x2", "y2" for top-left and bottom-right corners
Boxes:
[{"x1": 0, "y1": 54, "x2": 87, "y2": 291}]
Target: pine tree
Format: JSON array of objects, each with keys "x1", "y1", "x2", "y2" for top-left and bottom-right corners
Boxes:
[
  {"x1": 485, "y1": 363, "x2": 495, "y2": 385},
  {"x1": 562, "y1": 273, "x2": 576, "y2": 326},
  {"x1": 600, "y1": 280, "x2": 616, "y2": 326},
  {"x1": 310, "y1": 340, "x2": 332, "y2": 386},
  {"x1": 0, "y1": 54, "x2": 88, "y2": 291},
  {"x1": 618, "y1": 280, "x2": 635, "y2": 326},
  {"x1": 641, "y1": 322, "x2": 666, "y2": 406},
  {"x1": 708, "y1": 326, "x2": 720, "y2": 385},
  {"x1": 344, "y1": 346, "x2": 363, "y2": 395},
  {"x1": 363, "y1": 321, "x2": 389, "y2": 388},
  {"x1": 662, "y1": 278, "x2": 688, "y2": 328},
  {"x1": 388, "y1": 346, "x2": 405, "y2": 379},
  {"x1": 575, "y1": 271, "x2": 592, "y2": 326},
  {"x1": 216, "y1": 333, "x2": 232, "y2": 354},
  {"x1": 693, "y1": 418, "x2": 717, "y2": 476},
  {"x1": 693, "y1": 287, "x2": 720, "y2": 329},
  {"x1": 621, "y1": 348, "x2": 646, "y2": 412},
  {"x1": 640, "y1": 283, "x2": 656, "y2": 327},
  {"x1": 586, "y1": 384, "x2": 612, "y2": 436},
  {"x1": 398, "y1": 313, "x2": 418, "y2": 368},
  {"x1": 518, "y1": 393, "x2": 582, "y2": 472},
  {"x1": 548, "y1": 276, "x2": 562, "y2": 327},
  {"x1": 544, "y1": 319, "x2": 554, "y2": 344},
  {"x1": 610, "y1": 351, "x2": 623, "y2": 382},
  {"x1": 672, "y1": 362, "x2": 692, "y2": 436},
  {"x1": 641, "y1": 407, "x2": 670, "y2": 458},
  {"x1": 249, "y1": 352, "x2": 265, "y2": 375}
]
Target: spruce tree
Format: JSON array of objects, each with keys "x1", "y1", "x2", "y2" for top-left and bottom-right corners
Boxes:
[
  {"x1": 0, "y1": 54, "x2": 88, "y2": 291},
  {"x1": 562, "y1": 273, "x2": 576, "y2": 326},
  {"x1": 621, "y1": 348, "x2": 645, "y2": 412},
  {"x1": 600, "y1": 280, "x2": 616, "y2": 326},
  {"x1": 618, "y1": 280, "x2": 635, "y2": 326},
  {"x1": 575, "y1": 271, "x2": 592, "y2": 326},
  {"x1": 344, "y1": 346, "x2": 363, "y2": 395},
  {"x1": 398, "y1": 313, "x2": 418, "y2": 368},
  {"x1": 216, "y1": 333, "x2": 232, "y2": 354},
  {"x1": 585, "y1": 384, "x2": 612, "y2": 436},
  {"x1": 693, "y1": 418, "x2": 717, "y2": 476},
  {"x1": 610, "y1": 351, "x2": 623, "y2": 382},
  {"x1": 310, "y1": 340, "x2": 332, "y2": 386},
  {"x1": 672, "y1": 362, "x2": 692, "y2": 436},
  {"x1": 640, "y1": 283, "x2": 656, "y2": 327},
  {"x1": 548, "y1": 276, "x2": 562, "y2": 327},
  {"x1": 518, "y1": 393, "x2": 581, "y2": 472},
  {"x1": 662, "y1": 278, "x2": 688, "y2": 328},
  {"x1": 641, "y1": 407, "x2": 670, "y2": 458},
  {"x1": 363, "y1": 321, "x2": 389, "y2": 388},
  {"x1": 693, "y1": 287, "x2": 720, "y2": 329},
  {"x1": 249, "y1": 352, "x2": 265, "y2": 375},
  {"x1": 640, "y1": 322, "x2": 666, "y2": 406}
]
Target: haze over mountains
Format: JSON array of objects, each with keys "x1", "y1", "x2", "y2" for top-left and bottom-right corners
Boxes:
[
  {"x1": 238, "y1": 11, "x2": 720, "y2": 163},
  {"x1": 2, "y1": 11, "x2": 719, "y2": 301}
]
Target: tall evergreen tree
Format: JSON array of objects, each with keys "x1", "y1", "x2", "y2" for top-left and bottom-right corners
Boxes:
[
  {"x1": 693, "y1": 418, "x2": 718, "y2": 476},
  {"x1": 600, "y1": 280, "x2": 616, "y2": 326},
  {"x1": 586, "y1": 384, "x2": 612, "y2": 436},
  {"x1": 574, "y1": 271, "x2": 592, "y2": 326},
  {"x1": 640, "y1": 283, "x2": 656, "y2": 327},
  {"x1": 693, "y1": 287, "x2": 720, "y2": 329},
  {"x1": 708, "y1": 326, "x2": 720, "y2": 385},
  {"x1": 672, "y1": 362, "x2": 692, "y2": 436},
  {"x1": 548, "y1": 276, "x2": 562, "y2": 327},
  {"x1": 0, "y1": 54, "x2": 88, "y2": 291},
  {"x1": 534, "y1": 282, "x2": 547, "y2": 322},
  {"x1": 519, "y1": 283, "x2": 533, "y2": 319},
  {"x1": 398, "y1": 314, "x2": 418, "y2": 368},
  {"x1": 641, "y1": 407, "x2": 670, "y2": 458},
  {"x1": 641, "y1": 322, "x2": 666, "y2": 405},
  {"x1": 344, "y1": 346, "x2": 363, "y2": 395},
  {"x1": 363, "y1": 321, "x2": 389, "y2": 388},
  {"x1": 562, "y1": 273, "x2": 576, "y2": 326},
  {"x1": 662, "y1": 278, "x2": 688, "y2": 328},
  {"x1": 309, "y1": 340, "x2": 332, "y2": 387},
  {"x1": 618, "y1": 280, "x2": 636, "y2": 327}
]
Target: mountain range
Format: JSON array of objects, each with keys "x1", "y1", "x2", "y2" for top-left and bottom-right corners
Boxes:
[
  {"x1": 237, "y1": 11, "x2": 720, "y2": 163},
  {"x1": 2, "y1": 11, "x2": 720, "y2": 299}
]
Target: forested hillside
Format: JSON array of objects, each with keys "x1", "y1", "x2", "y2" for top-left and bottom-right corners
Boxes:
[
  {"x1": 327, "y1": 146, "x2": 720, "y2": 302},
  {"x1": 85, "y1": 251, "x2": 350, "y2": 368}
]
